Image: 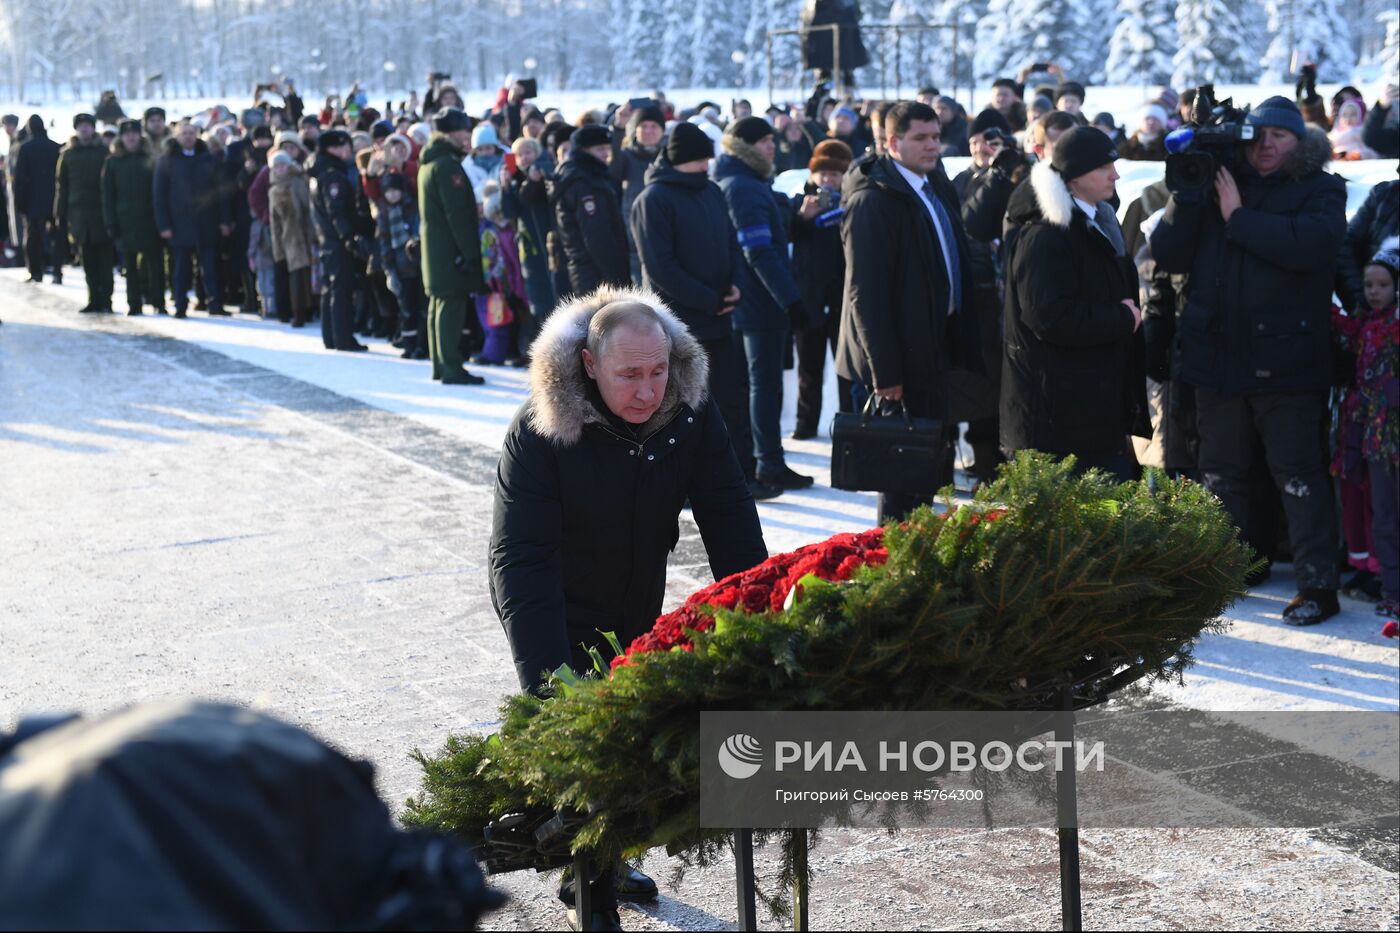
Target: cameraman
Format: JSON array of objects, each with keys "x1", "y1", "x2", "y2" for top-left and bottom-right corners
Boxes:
[{"x1": 1149, "y1": 96, "x2": 1347, "y2": 625}]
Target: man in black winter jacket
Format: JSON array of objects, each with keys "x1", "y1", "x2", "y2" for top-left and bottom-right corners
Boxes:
[
  {"x1": 490, "y1": 286, "x2": 765, "y2": 692},
  {"x1": 11, "y1": 115, "x2": 61, "y2": 283},
  {"x1": 1000, "y1": 126, "x2": 1150, "y2": 481},
  {"x1": 1150, "y1": 96, "x2": 1347, "y2": 625},
  {"x1": 630, "y1": 123, "x2": 776, "y2": 499},
  {"x1": 550, "y1": 125, "x2": 629, "y2": 295},
  {"x1": 489, "y1": 292, "x2": 765, "y2": 933},
  {"x1": 153, "y1": 121, "x2": 232, "y2": 317},
  {"x1": 835, "y1": 101, "x2": 979, "y2": 523},
  {"x1": 309, "y1": 130, "x2": 367, "y2": 352}
]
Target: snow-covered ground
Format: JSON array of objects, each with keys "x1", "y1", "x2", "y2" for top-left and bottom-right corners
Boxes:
[{"x1": 6, "y1": 266, "x2": 1397, "y2": 724}]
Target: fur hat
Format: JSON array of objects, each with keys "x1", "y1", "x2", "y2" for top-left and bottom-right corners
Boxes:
[
  {"x1": 572, "y1": 124, "x2": 610, "y2": 150},
  {"x1": 727, "y1": 115, "x2": 775, "y2": 145},
  {"x1": 1055, "y1": 81, "x2": 1087, "y2": 103},
  {"x1": 432, "y1": 107, "x2": 471, "y2": 135},
  {"x1": 969, "y1": 107, "x2": 1012, "y2": 137},
  {"x1": 808, "y1": 138, "x2": 853, "y2": 174},
  {"x1": 1369, "y1": 236, "x2": 1400, "y2": 280}
]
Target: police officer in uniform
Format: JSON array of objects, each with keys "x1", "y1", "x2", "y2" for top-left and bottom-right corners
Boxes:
[
  {"x1": 55, "y1": 113, "x2": 116, "y2": 312},
  {"x1": 309, "y1": 129, "x2": 367, "y2": 352}
]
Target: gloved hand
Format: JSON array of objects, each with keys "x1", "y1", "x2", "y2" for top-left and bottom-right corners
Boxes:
[{"x1": 991, "y1": 148, "x2": 1023, "y2": 175}]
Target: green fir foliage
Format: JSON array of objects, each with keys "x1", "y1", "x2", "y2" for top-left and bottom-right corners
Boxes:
[{"x1": 403, "y1": 455, "x2": 1251, "y2": 905}]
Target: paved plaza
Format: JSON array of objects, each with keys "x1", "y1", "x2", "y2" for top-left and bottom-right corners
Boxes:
[{"x1": 1, "y1": 274, "x2": 1396, "y2": 930}]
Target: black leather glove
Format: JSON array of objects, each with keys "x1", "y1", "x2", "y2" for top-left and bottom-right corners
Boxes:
[
  {"x1": 991, "y1": 148, "x2": 1023, "y2": 175},
  {"x1": 1142, "y1": 316, "x2": 1171, "y2": 383},
  {"x1": 786, "y1": 299, "x2": 808, "y2": 331}
]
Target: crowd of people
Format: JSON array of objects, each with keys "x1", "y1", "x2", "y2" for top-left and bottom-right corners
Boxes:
[{"x1": 1, "y1": 69, "x2": 1396, "y2": 620}]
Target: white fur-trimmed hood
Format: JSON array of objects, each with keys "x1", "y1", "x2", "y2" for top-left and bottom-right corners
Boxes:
[{"x1": 526, "y1": 285, "x2": 710, "y2": 446}]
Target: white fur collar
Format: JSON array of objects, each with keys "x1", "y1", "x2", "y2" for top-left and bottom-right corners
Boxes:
[
  {"x1": 526, "y1": 285, "x2": 709, "y2": 446},
  {"x1": 1029, "y1": 160, "x2": 1076, "y2": 229}
]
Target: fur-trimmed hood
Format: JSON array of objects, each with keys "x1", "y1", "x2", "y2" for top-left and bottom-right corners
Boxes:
[
  {"x1": 162, "y1": 136, "x2": 210, "y2": 157},
  {"x1": 525, "y1": 285, "x2": 709, "y2": 446},
  {"x1": 1277, "y1": 125, "x2": 1333, "y2": 179},
  {"x1": 717, "y1": 134, "x2": 773, "y2": 179},
  {"x1": 63, "y1": 134, "x2": 107, "y2": 151}
]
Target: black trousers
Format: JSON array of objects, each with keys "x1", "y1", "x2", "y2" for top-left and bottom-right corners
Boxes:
[
  {"x1": 319, "y1": 247, "x2": 356, "y2": 350},
  {"x1": 1195, "y1": 389, "x2": 1339, "y2": 591},
  {"x1": 171, "y1": 245, "x2": 221, "y2": 312},
  {"x1": 24, "y1": 216, "x2": 51, "y2": 279},
  {"x1": 701, "y1": 333, "x2": 756, "y2": 480},
  {"x1": 794, "y1": 280, "x2": 853, "y2": 434}
]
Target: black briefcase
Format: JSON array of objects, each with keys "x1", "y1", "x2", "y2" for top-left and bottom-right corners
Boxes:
[{"x1": 829, "y1": 396, "x2": 948, "y2": 495}]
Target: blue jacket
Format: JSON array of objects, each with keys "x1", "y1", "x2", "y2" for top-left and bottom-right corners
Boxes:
[{"x1": 713, "y1": 140, "x2": 801, "y2": 331}]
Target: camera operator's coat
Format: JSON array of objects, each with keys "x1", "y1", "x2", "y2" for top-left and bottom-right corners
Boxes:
[
  {"x1": 489, "y1": 286, "x2": 767, "y2": 695},
  {"x1": 1148, "y1": 128, "x2": 1345, "y2": 394},
  {"x1": 1001, "y1": 161, "x2": 1150, "y2": 458}
]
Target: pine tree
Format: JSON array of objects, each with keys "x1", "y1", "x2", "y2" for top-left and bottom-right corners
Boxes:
[
  {"x1": 1382, "y1": 9, "x2": 1400, "y2": 80},
  {"x1": 973, "y1": 0, "x2": 1016, "y2": 86},
  {"x1": 1258, "y1": 0, "x2": 1354, "y2": 83},
  {"x1": 890, "y1": 0, "x2": 983, "y2": 98},
  {"x1": 1106, "y1": 0, "x2": 1176, "y2": 86},
  {"x1": 1172, "y1": 0, "x2": 1257, "y2": 87},
  {"x1": 689, "y1": 0, "x2": 746, "y2": 89},
  {"x1": 983, "y1": 0, "x2": 1106, "y2": 87}
]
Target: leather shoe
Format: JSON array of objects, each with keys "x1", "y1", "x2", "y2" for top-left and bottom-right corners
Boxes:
[
  {"x1": 1282, "y1": 589, "x2": 1340, "y2": 626},
  {"x1": 614, "y1": 864, "x2": 658, "y2": 904},
  {"x1": 757, "y1": 465, "x2": 815, "y2": 490},
  {"x1": 442, "y1": 370, "x2": 485, "y2": 385},
  {"x1": 564, "y1": 907, "x2": 623, "y2": 931},
  {"x1": 207, "y1": 307, "x2": 232, "y2": 317},
  {"x1": 746, "y1": 477, "x2": 783, "y2": 501},
  {"x1": 791, "y1": 425, "x2": 817, "y2": 441},
  {"x1": 337, "y1": 342, "x2": 369, "y2": 353}
]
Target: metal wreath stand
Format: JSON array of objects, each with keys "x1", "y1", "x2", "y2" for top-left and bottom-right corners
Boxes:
[{"x1": 478, "y1": 656, "x2": 1153, "y2": 931}]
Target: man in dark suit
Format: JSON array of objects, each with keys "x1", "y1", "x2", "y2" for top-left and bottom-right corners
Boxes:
[{"x1": 836, "y1": 101, "x2": 979, "y2": 523}]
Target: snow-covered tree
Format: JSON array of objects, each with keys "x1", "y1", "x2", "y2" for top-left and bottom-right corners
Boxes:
[
  {"x1": 1172, "y1": 0, "x2": 1257, "y2": 87},
  {"x1": 973, "y1": 0, "x2": 1017, "y2": 86},
  {"x1": 688, "y1": 0, "x2": 746, "y2": 88},
  {"x1": 1105, "y1": 0, "x2": 1176, "y2": 85},
  {"x1": 891, "y1": 0, "x2": 983, "y2": 98},
  {"x1": 1258, "y1": 0, "x2": 1354, "y2": 83},
  {"x1": 1379, "y1": 8, "x2": 1400, "y2": 81}
]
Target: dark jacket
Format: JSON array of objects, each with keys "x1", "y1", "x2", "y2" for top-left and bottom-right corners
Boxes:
[
  {"x1": 1362, "y1": 102, "x2": 1399, "y2": 159},
  {"x1": 801, "y1": 0, "x2": 869, "y2": 71},
  {"x1": 308, "y1": 151, "x2": 357, "y2": 251},
  {"x1": 500, "y1": 167, "x2": 553, "y2": 271},
  {"x1": 101, "y1": 138, "x2": 160, "y2": 251},
  {"x1": 1001, "y1": 160, "x2": 1150, "y2": 459},
  {"x1": 940, "y1": 110, "x2": 970, "y2": 158},
  {"x1": 1336, "y1": 179, "x2": 1398, "y2": 313},
  {"x1": 1120, "y1": 132, "x2": 1167, "y2": 161},
  {"x1": 714, "y1": 137, "x2": 802, "y2": 331},
  {"x1": 834, "y1": 154, "x2": 979, "y2": 417},
  {"x1": 153, "y1": 138, "x2": 231, "y2": 249},
  {"x1": 788, "y1": 182, "x2": 845, "y2": 324},
  {"x1": 631, "y1": 158, "x2": 744, "y2": 342},
  {"x1": 775, "y1": 126, "x2": 818, "y2": 175},
  {"x1": 417, "y1": 134, "x2": 485, "y2": 297},
  {"x1": 608, "y1": 123, "x2": 659, "y2": 252},
  {"x1": 550, "y1": 150, "x2": 630, "y2": 295},
  {"x1": 1149, "y1": 128, "x2": 1347, "y2": 395},
  {"x1": 55, "y1": 135, "x2": 111, "y2": 244},
  {"x1": 951, "y1": 163, "x2": 1018, "y2": 419},
  {"x1": 11, "y1": 130, "x2": 60, "y2": 222},
  {"x1": 489, "y1": 286, "x2": 767, "y2": 695}
]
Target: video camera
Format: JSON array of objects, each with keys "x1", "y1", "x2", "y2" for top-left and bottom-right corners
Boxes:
[{"x1": 1163, "y1": 84, "x2": 1254, "y2": 197}]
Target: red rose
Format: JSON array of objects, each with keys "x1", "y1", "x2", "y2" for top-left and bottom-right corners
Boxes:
[{"x1": 740, "y1": 585, "x2": 771, "y2": 613}]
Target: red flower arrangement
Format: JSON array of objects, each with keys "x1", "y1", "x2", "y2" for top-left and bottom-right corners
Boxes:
[{"x1": 611, "y1": 528, "x2": 890, "y2": 671}]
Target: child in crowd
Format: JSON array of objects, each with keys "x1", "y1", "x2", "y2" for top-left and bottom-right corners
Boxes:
[
  {"x1": 1333, "y1": 240, "x2": 1399, "y2": 621},
  {"x1": 375, "y1": 173, "x2": 426, "y2": 359},
  {"x1": 471, "y1": 182, "x2": 527, "y2": 367}
]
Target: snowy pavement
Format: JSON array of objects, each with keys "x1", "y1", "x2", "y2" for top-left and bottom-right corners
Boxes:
[
  {"x1": 5, "y1": 266, "x2": 1396, "y2": 719},
  {"x1": 2, "y1": 274, "x2": 1396, "y2": 930}
]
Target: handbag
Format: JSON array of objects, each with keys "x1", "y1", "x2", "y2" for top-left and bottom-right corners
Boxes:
[{"x1": 829, "y1": 395, "x2": 949, "y2": 495}]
